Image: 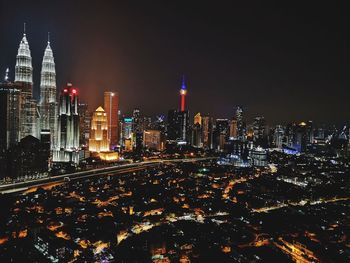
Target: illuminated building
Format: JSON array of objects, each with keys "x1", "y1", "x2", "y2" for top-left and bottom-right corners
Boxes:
[
  {"x1": 104, "y1": 91, "x2": 119, "y2": 149},
  {"x1": 99, "y1": 151, "x2": 119, "y2": 161},
  {"x1": 274, "y1": 125, "x2": 285, "y2": 149},
  {"x1": 249, "y1": 147, "x2": 268, "y2": 167},
  {"x1": 235, "y1": 106, "x2": 245, "y2": 140},
  {"x1": 15, "y1": 26, "x2": 39, "y2": 139},
  {"x1": 253, "y1": 116, "x2": 266, "y2": 147},
  {"x1": 213, "y1": 119, "x2": 229, "y2": 151},
  {"x1": 192, "y1": 113, "x2": 202, "y2": 147},
  {"x1": 121, "y1": 117, "x2": 133, "y2": 151},
  {"x1": 229, "y1": 119, "x2": 238, "y2": 138},
  {"x1": 78, "y1": 102, "x2": 91, "y2": 147},
  {"x1": 53, "y1": 84, "x2": 80, "y2": 164},
  {"x1": 39, "y1": 34, "x2": 57, "y2": 149},
  {"x1": 0, "y1": 72, "x2": 21, "y2": 150},
  {"x1": 89, "y1": 106, "x2": 109, "y2": 153},
  {"x1": 143, "y1": 130, "x2": 164, "y2": 151},
  {"x1": 132, "y1": 108, "x2": 143, "y2": 150},
  {"x1": 194, "y1": 112, "x2": 202, "y2": 125},
  {"x1": 201, "y1": 115, "x2": 213, "y2": 149}
]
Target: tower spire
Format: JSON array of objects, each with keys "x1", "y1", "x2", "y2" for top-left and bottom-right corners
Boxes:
[
  {"x1": 23, "y1": 22, "x2": 26, "y2": 35},
  {"x1": 181, "y1": 74, "x2": 186, "y2": 90},
  {"x1": 180, "y1": 74, "x2": 187, "y2": 112},
  {"x1": 48, "y1": 32, "x2": 50, "y2": 44}
]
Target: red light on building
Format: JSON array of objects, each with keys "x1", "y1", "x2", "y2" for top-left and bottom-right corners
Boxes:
[
  {"x1": 64, "y1": 89, "x2": 68, "y2": 93},
  {"x1": 72, "y1": 89, "x2": 77, "y2": 94}
]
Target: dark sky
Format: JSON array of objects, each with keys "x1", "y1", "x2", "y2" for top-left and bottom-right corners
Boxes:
[{"x1": 0, "y1": 1, "x2": 349, "y2": 125}]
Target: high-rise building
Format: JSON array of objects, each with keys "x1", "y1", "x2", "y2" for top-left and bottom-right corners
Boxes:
[
  {"x1": 178, "y1": 111, "x2": 190, "y2": 142},
  {"x1": 235, "y1": 106, "x2": 245, "y2": 139},
  {"x1": 194, "y1": 112, "x2": 202, "y2": 125},
  {"x1": 53, "y1": 84, "x2": 80, "y2": 164},
  {"x1": 132, "y1": 108, "x2": 143, "y2": 150},
  {"x1": 0, "y1": 72, "x2": 21, "y2": 150},
  {"x1": 274, "y1": 125, "x2": 285, "y2": 149},
  {"x1": 143, "y1": 130, "x2": 164, "y2": 151},
  {"x1": 121, "y1": 117, "x2": 133, "y2": 151},
  {"x1": 213, "y1": 119, "x2": 229, "y2": 151},
  {"x1": 89, "y1": 106, "x2": 109, "y2": 153},
  {"x1": 201, "y1": 115, "x2": 213, "y2": 149},
  {"x1": 191, "y1": 113, "x2": 202, "y2": 147},
  {"x1": 253, "y1": 116, "x2": 266, "y2": 146},
  {"x1": 78, "y1": 102, "x2": 91, "y2": 147},
  {"x1": 15, "y1": 27, "x2": 38, "y2": 139},
  {"x1": 229, "y1": 119, "x2": 238, "y2": 138},
  {"x1": 167, "y1": 109, "x2": 180, "y2": 141},
  {"x1": 104, "y1": 91, "x2": 119, "y2": 149},
  {"x1": 39, "y1": 34, "x2": 57, "y2": 149}
]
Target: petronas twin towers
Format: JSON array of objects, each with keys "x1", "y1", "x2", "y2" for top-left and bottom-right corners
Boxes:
[{"x1": 14, "y1": 26, "x2": 57, "y2": 147}]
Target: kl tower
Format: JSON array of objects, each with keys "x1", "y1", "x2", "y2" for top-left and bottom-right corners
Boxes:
[{"x1": 180, "y1": 75, "x2": 187, "y2": 111}]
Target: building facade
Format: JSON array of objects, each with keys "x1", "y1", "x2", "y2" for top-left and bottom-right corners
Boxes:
[
  {"x1": 104, "y1": 91, "x2": 119, "y2": 149},
  {"x1": 53, "y1": 84, "x2": 80, "y2": 164},
  {"x1": 89, "y1": 106, "x2": 109, "y2": 153},
  {"x1": 39, "y1": 37, "x2": 57, "y2": 148}
]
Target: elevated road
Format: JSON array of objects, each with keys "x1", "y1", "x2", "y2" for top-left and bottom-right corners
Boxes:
[{"x1": 0, "y1": 157, "x2": 215, "y2": 194}]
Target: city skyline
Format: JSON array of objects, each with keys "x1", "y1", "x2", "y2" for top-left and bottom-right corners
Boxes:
[{"x1": 0, "y1": 1, "x2": 349, "y2": 124}]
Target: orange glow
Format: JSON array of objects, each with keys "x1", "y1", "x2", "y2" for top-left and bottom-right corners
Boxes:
[
  {"x1": 55, "y1": 231, "x2": 71, "y2": 240},
  {"x1": 18, "y1": 229, "x2": 28, "y2": 238},
  {"x1": 0, "y1": 236, "x2": 9, "y2": 245}
]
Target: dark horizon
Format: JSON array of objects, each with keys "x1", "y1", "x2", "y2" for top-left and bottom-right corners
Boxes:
[{"x1": 0, "y1": 1, "x2": 349, "y2": 125}]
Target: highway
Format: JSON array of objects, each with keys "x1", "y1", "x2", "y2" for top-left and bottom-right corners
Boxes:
[{"x1": 0, "y1": 157, "x2": 215, "y2": 195}]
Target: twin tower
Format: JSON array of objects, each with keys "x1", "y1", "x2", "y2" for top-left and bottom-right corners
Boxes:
[{"x1": 14, "y1": 25, "x2": 57, "y2": 145}]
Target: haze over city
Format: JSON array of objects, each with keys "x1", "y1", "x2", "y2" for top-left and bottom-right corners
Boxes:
[{"x1": 1, "y1": 1, "x2": 350, "y2": 124}]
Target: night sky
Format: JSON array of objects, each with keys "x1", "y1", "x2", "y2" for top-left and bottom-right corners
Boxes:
[{"x1": 0, "y1": 1, "x2": 349, "y2": 125}]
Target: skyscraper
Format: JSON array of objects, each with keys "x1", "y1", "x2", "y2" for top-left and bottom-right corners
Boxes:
[
  {"x1": 104, "y1": 91, "x2": 119, "y2": 149},
  {"x1": 132, "y1": 108, "x2": 143, "y2": 150},
  {"x1": 0, "y1": 71, "x2": 21, "y2": 150},
  {"x1": 53, "y1": 83, "x2": 80, "y2": 164},
  {"x1": 89, "y1": 106, "x2": 109, "y2": 153},
  {"x1": 201, "y1": 115, "x2": 213, "y2": 149},
  {"x1": 167, "y1": 109, "x2": 180, "y2": 141},
  {"x1": 229, "y1": 119, "x2": 238, "y2": 138},
  {"x1": 235, "y1": 106, "x2": 245, "y2": 140},
  {"x1": 274, "y1": 125, "x2": 285, "y2": 149},
  {"x1": 78, "y1": 102, "x2": 91, "y2": 147},
  {"x1": 253, "y1": 116, "x2": 266, "y2": 146},
  {"x1": 15, "y1": 26, "x2": 38, "y2": 139},
  {"x1": 39, "y1": 34, "x2": 57, "y2": 148}
]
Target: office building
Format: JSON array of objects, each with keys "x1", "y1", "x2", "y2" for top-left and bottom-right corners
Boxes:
[
  {"x1": 15, "y1": 28, "x2": 39, "y2": 139},
  {"x1": 104, "y1": 91, "x2": 119, "y2": 149},
  {"x1": 53, "y1": 84, "x2": 80, "y2": 164},
  {"x1": 89, "y1": 106, "x2": 109, "y2": 153},
  {"x1": 39, "y1": 34, "x2": 57, "y2": 148},
  {"x1": 143, "y1": 130, "x2": 164, "y2": 151},
  {"x1": 0, "y1": 74, "x2": 21, "y2": 150}
]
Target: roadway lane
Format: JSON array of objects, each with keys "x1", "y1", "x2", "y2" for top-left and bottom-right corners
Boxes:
[{"x1": 0, "y1": 157, "x2": 215, "y2": 194}]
